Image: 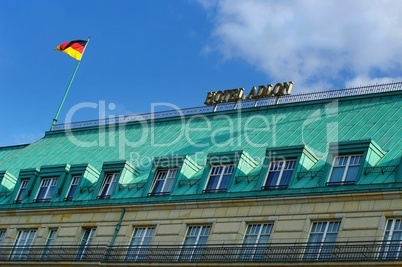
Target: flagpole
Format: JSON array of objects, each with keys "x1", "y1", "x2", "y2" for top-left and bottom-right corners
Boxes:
[{"x1": 50, "y1": 37, "x2": 90, "y2": 130}]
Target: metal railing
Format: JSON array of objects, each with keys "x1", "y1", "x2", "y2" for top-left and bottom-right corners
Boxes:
[
  {"x1": 1, "y1": 241, "x2": 401, "y2": 263},
  {"x1": 51, "y1": 81, "x2": 402, "y2": 131}
]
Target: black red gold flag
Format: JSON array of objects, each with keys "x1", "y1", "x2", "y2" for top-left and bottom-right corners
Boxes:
[{"x1": 55, "y1": 40, "x2": 88, "y2": 60}]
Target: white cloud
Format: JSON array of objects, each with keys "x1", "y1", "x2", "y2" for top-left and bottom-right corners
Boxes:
[
  {"x1": 199, "y1": 0, "x2": 402, "y2": 92},
  {"x1": 345, "y1": 75, "x2": 402, "y2": 88}
]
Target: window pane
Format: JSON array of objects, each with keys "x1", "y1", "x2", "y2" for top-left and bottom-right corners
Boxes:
[
  {"x1": 219, "y1": 174, "x2": 231, "y2": 190},
  {"x1": 66, "y1": 176, "x2": 81, "y2": 200},
  {"x1": 381, "y1": 219, "x2": 402, "y2": 259},
  {"x1": 77, "y1": 228, "x2": 96, "y2": 260},
  {"x1": 0, "y1": 231, "x2": 5, "y2": 244},
  {"x1": 11, "y1": 230, "x2": 37, "y2": 260},
  {"x1": 150, "y1": 169, "x2": 177, "y2": 195},
  {"x1": 329, "y1": 155, "x2": 363, "y2": 184},
  {"x1": 42, "y1": 229, "x2": 57, "y2": 259},
  {"x1": 99, "y1": 173, "x2": 118, "y2": 198},
  {"x1": 16, "y1": 180, "x2": 28, "y2": 202},
  {"x1": 181, "y1": 226, "x2": 210, "y2": 261},
  {"x1": 266, "y1": 172, "x2": 280, "y2": 187},
  {"x1": 205, "y1": 165, "x2": 234, "y2": 192},
  {"x1": 37, "y1": 178, "x2": 58, "y2": 201},
  {"x1": 305, "y1": 221, "x2": 340, "y2": 260},
  {"x1": 265, "y1": 160, "x2": 295, "y2": 188},
  {"x1": 126, "y1": 227, "x2": 155, "y2": 261},
  {"x1": 152, "y1": 179, "x2": 164, "y2": 194},
  {"x1": 206, "y1": 175, "x2": 219, "y2": 190},
  {"x1": 345, "y1": 165, "x2": 359, "y2": 182},
  {"x1": 37, "y1": 187, "x2": 47, "y2": 200},
  {"x1": 241, "y1": 223, "x2": 273, "y2": 261},
  {"x1": 164, "y1": 178, "x2": 175, "y2": 193},
  {"x1": 279, "y1": 170, "x2": 292, "y2": 186},
  {"x1": 329, "y1": 167, "x2": 345, "y2": 182}
]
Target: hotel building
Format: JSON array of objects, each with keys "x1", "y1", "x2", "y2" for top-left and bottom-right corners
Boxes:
[{"x1": 0, "y1": 82, "x2": 401, "y2": 266}]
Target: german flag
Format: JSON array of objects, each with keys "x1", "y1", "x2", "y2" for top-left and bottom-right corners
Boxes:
[{"x1": 55, "y1": 40, "x2": 88, "y2": 61}]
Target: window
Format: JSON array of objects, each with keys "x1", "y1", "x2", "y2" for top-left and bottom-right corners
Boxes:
[
  {"x1": 10, "y1": 230, "x2": 37, "y2": 260},
  {"x1": 0, "y1": 230, "x2": 6, "y2": 244},
  {"x1": 328, "y1": 155, "x2": 362, "y2": 185},
  {"x1": 240, "y1": 223, "x2": 273, "y2": 260},
  {"x1": 77, "y1": 228, "x2": 96, "y2": 260},
  {"x1": 263, "y1": 160, "x2": 295, "y2": 189},
  {"x1": 204, "y1": 165, "x2": 234, "y2": 193},
  {"x1": 98, "y1": 173, "x2": 119, "y2": 199},
  {"x1": 125, "y1": 227, "x2": 155, "y2": 261},
  {"x1": 380, "y1": 219, "x2": 402, "y2": 259},
  {"x1": 180, "y1": 225, "x2": 211, "y2": 261},
  {"x1": 42, "y1": 229, "x2": 57, "y2": 259},
  {"x1": 65, "y1": 176, "x2": 81, "y2": 201},
  {"x1": 36, "y1": 178, "x2": 58, "y2": 202},
  {"x1": 149, "y1": 169, "x2": 177, "y2": 196},
  {"x1": 15, "y1": 180, "x2": 29, "y2": 203},
  {"x1": 304, "y1": 221, "x2": 340, "y2": 260}
]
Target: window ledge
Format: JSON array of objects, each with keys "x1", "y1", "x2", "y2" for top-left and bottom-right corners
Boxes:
[
  {"x1": 261, "y1": 185, "x2": 289, "y2": 190},
  {"x1": 147, "y1": 192, "x2": 170, "y2": 197},
  {"x1": 96, "y1": 195, "x2": 111, "y2": 200},
  {"x1": 326, "y1": 181, "x2": 355, "y2": 186},
  {"x1": 202, "y1": 189, "x2": 227, "y2": 194},
  {"x1": 34, "y1": 198, "x2": 51, "y2": 203}
]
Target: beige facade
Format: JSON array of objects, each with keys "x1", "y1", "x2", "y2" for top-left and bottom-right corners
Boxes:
[{"x1": 1, "y1": 191, "x2": 400, "y2": 254}]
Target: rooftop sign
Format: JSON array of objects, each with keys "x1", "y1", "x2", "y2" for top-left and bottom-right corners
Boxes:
[{"x1": 204, "y1": 81, "x2": 294, "y2": 106}]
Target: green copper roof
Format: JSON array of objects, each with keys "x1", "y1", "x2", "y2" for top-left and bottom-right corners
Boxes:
[
  {"x1": 0, "y1": 82, "x2": 401, "y2": 208},
  {"x1": 0, "y1": 144, "x2": 29, "y2": 163}
]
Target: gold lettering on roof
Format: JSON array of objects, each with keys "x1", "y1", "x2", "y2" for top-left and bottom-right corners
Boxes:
[{"x1": 204, "y1": 81, "x2": 293, "y2": 106}]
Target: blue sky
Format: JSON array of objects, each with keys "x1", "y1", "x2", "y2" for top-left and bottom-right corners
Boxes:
[{"x1": 1, "y1": 0, "x2": 402, "y2": 146}]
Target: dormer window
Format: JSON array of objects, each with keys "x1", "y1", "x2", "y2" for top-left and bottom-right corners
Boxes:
[
  {"x1": 327, "y1": 155, "x2": 362, "y2": 185},
  {"x1": 14, "y1": 180, "x2": 29, "y2": 203},
  {"x1": 204, "y1": 165, "x2": 234, "y2": 193},
  {"x1": 149, "y1": 169, "x2": 178, "y2": 196},
  {"x1": 262, "y1": 159, "x2": 296, "y2": 189},
  {"x1": 97, "y1": 173, "x2": 119, "y2": 199},
  {"x1": 35, "y1": 178, "x2": 58, "y2": 202},
  {"x1": 65, "y1": 176, "x2": 81, "y2": 201}
]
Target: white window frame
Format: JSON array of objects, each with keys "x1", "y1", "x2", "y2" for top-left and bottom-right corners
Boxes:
[
  {"x1": 65, "y1": 176, "x2": 81, "y2": 200},
  {"x1": 304, "y1": 221, "x2": 340, "y2": 260},
  {"x1": 10, "y1": 230, "x2": 37, "y2": 260},
  {"x1": 380, "y1": 219, "x2": 402, "y2": 259},
  {"x1": 125, "y1": 227, "x2": 155, "y2": 261},
  {"x1": 204, "y1": 165, "x2": 234, "y2": 193},
  {"x1": 263, "y1": 159, "x2": 296, "y2": 189},
  {"x1": 77, "y1": 228, "x2": 96, "y2": 260},
  {"x1": 180, "y1": 225, "x2": 211, "y2": 261},
  {"x1": 98, "y1": 173, "x2": 119, "y2": 199},
  {"x1": 240, "y1": 223, "x2": 273, "y2": 260},
  {"x1": 149, "y1": 169, "x2": 178, "y2": 196},
  {"x1": 328, "y1": 154, "x2": 363, "y2": 184},
  {"x1": 15, "y1": 180, "x2": 29, "y2": 203},
  {"x1": 36, "y1": 178, "x2": 58, "y2": 201}
]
